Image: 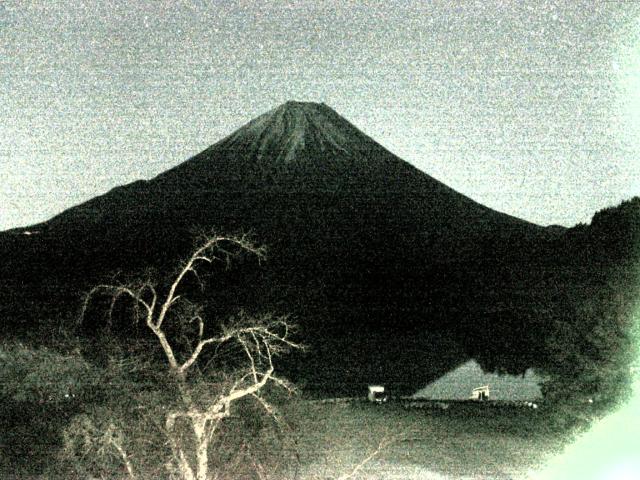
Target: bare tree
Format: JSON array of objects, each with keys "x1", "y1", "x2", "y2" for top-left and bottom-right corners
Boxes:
[{"x1": 79, "y1": 234, "x2": 302, "y2": 480}]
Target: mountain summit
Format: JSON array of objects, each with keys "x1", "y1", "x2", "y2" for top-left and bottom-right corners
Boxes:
[
  {"x1": 155, "y1": 99, "x2": 443, "y2": 192},
  {"x1": 221, "y1": 101, "x2": 361, "y2": 163}
]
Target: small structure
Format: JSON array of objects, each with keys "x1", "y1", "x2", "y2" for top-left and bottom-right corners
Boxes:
[
  {"x1": 470, "y1": 385, "x2": 490, "y2": 401},
  {"x1": 367, "y1": 385, "x2": 388, "y2": 403}
]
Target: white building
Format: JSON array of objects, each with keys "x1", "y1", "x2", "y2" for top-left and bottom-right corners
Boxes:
[
  {"x1": 470, "y1": 385, "x2": 490, "y2": 401},
  {"x1": 367, "y1": 385, "x2": 388, "y2": 403}
]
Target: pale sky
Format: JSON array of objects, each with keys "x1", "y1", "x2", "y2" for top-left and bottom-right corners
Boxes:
[{"x1": 1, "y1": 0, "x2": 639, "y2": 230}]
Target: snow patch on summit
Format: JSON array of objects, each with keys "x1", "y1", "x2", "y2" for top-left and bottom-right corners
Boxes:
[{"x1": 223, "y1": 101, "x2": 355, "y2": 164}]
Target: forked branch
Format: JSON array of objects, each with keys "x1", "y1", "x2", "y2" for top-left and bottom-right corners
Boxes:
[
  {"x1": 79, "y1": 234, "x2": 300, "y2": 480},
  {"x1": 80, "y1": 234, "x2": 268, "y2": 375}
]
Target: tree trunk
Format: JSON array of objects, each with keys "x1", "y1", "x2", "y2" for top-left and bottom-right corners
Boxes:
[{"x1": 193, "y1": 416, "x2": 209, "y2": 480}]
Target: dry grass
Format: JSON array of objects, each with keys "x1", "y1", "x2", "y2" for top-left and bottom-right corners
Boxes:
[{"x1": 282, "y1": 400, "x2": 570, "y2": 480}]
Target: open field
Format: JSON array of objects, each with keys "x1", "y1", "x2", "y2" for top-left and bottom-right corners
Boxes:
[
  {"x1": 0, "y1": 394, "x2": 596, "y2": 479},
  {"x1": 284, "y1": 400, "x2": 570, "y2": 480}
]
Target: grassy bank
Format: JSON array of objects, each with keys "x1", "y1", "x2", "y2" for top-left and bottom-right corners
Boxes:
[
  {"x1": 284, "y1": 400, "x2": 570, "y2": 479},
  {"x1": 0, "y1": 394, "x2": 576, "y2": 479}
]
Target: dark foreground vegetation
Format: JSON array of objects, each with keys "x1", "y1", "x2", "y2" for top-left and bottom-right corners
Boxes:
[
  {"x1": 0, "y1": 351, "x2": 575, "y2": 480},
  {"x1": 0, "y1": 373, "x2": 577, "y2": 480},
  {"x1": 1, "y1": 219, "x2": 638, "y2": 478}
]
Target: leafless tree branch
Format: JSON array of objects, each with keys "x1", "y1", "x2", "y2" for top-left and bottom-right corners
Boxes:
[{"x1": 79, "y1": 234, "x2": 297, "y2": 480}]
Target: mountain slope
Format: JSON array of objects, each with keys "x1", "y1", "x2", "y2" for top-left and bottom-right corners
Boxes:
[{"x1": 43, "y1": 101, "x2": 536, "y2": 235}]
